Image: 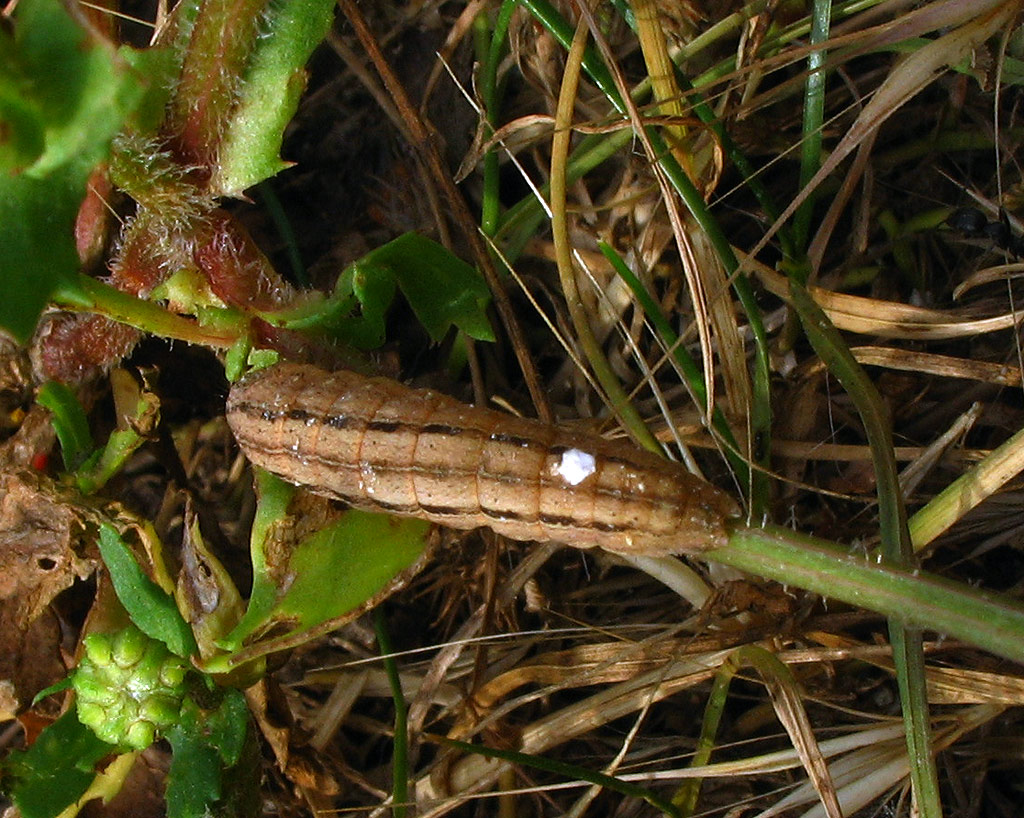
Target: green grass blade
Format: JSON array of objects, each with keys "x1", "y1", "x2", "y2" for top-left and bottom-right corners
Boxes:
[
  {"x1": 792, "y1": 0, "x2": 833, "y2": 254},
  {"x1": 375, "y1": 609, "x2": 408, "y2": 818}
]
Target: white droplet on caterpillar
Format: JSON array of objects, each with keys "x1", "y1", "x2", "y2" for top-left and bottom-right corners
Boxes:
[{"x1": 553, "y1": 448, "x2": 596, "y2": 486}]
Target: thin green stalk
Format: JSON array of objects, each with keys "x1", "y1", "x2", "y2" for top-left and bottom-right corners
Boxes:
[
  {"x1": 495, "y1": 128, "x2": 635, "y2": 261},
  {"x1": 516, "y1": 0, "x2": 625, "y2": 111},
  {"x1": 673, "y1": 655, "x2": 731, "y2": 815},
  {"x1": 598, "y1": 241, "x2": 749, "y2": 487},
  {"x1": 646, "y1": 131, "x2": 773, "y2": 513},
  {"x1": 910, "y1": 423, "x2": 1024, "y2": 550},
  {"x1": 476, "y1": 0, "x2": 517, "y2": 238},
  {"x1": 677, "y1": 645, "x2": 840, "y2": 817},
  {"x1": 889, "y1": 626, "x2": 943, "y2": 814},
  {"x1": 793, "y1": 0, "x2": 832, "y2": 256},
  {"x1": 788, "y1": 280, "x2": 941, "y2": 817},
  {"x1": 375, "y1": 608, "x2": 408, "y2": 818},
  {"x1": 257, "y1": 181, "x2": 307, "y2": 286}
]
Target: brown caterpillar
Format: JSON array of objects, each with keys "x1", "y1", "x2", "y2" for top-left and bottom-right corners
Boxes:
[{"x1": 226, "y1": 362, "x2": 739, "y2": 556}]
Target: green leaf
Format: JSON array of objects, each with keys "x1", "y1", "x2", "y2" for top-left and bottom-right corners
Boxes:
[
  {"x1": 274, "y1": 233, "x2": 494, "y2": 348},
  {"x1": 215, "y1": 487, "x2": 431, "y2": 666},
  {"x1": 212, "y1": 0, "x2": 337, "y2": 196},
  {"x1": 0, "y1": 166, "x2": 84, "y2": 343},
  {"x1": 166, "y1": 719, "x2": 221, "y2": 818},
  {"x1": 360, "y1": 233, "x2": 495, "y2": 343},
  {"x1": 0, "y1": 709, "x2": 115, "y2": 818},
  {"x1": 218, "y1": 470, "x2": 295, "y2": 652},
  {"x1": 0, "y1": 41, "x2": 45, "y2": 171},
  {"x1": 165, "y1": 691, "x2": 255, "y2": 818},
  {"x1": 98, "y1": 524, "x2": 199, "y2": 659},
  {"x1": 345, "y1": 257, "x2": 398, "y2": 348},
  {"x1": 0, "y1": 0, "x2": 172, "y2": 341},
  {"x1": 36, "y1": 381, "x2": 95, "y2": 470},
  {"x1": 273, "y1": 510, "x2": 431, "y2": 631}
]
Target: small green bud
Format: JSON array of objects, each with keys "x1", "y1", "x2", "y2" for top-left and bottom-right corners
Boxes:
[
  {"x1": 83, "y1": 633, "x2": 112, "y2": 666},
  {"x1": 160, "y1": 662, "x2": 187, "y2": 688},
  {"x1": 125, "y1": 720, "x2": 156, "y2": 750},
  {"x1": 139, "y1": 693, "x2": 181, "y2": 729},
  {"x1": 76, "y1": 701, "x2": 106, "y2": 730},
  {"x1": 112, "y1": 627, "x2": 148, "y2": 668},
  {"x1": 73, "y1": 672, "x2": 118, "y2": 705}
]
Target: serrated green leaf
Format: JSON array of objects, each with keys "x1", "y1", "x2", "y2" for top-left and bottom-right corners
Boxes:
[
  {"x1": 36, "y1": 381, "x2": 95, "y2": 470},
  {"x1": 269, "y1": 233, "x2": 493, "y2": 349},
  {"x1": 98, "y1": 524, "x2": 199, "y2": 659},
  {"x1": 212, "y1": 0, "x2": 336, "y2": 196},
  {"x1": 1, "y1": 709, "x2": 115, "y2": 818},
  {"x1": 200, "y1": 689, "x2": 250, "y2": 767},
  {"x1": 166, "y1": 715, "x2": 222, "y2": 818},
  {"x1": 0, "y1": 0, "x2": 174, "y2": 342}
]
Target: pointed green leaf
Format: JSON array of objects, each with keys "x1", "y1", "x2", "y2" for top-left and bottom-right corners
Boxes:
[
  {"x1": 359, "y1": 233, "x2": 495, "y2": 342},
  {"x1": 165, "y1": 690, "x2": 256, "y2": 818},
  {"x1": 212, "y1": 0, "x2": 337, "y2": 196},
  {"x1": 98, "y1": 524, "x2": 198, "y2": 658},
  {"x1": 275, "y1": 510, "x2": 430, "y2": 631}
]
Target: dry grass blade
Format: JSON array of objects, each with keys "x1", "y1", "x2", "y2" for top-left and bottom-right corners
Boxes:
[
  {"x1": 849, "y1": 347, "x2": 1022, "y2": 387},
  {"x1": 753, "y1": 258, "x2": 1024, "y2": 339}
]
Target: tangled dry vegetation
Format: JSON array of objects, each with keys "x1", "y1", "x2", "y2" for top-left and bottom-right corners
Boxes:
[{"x1": 4, "y1": 0, "x2": 1024, "y2": 816}]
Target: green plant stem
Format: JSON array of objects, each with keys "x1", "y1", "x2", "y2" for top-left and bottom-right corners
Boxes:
[
  {"x1": 257, "y1": 181, "x2": 307, "y2": 286},
  {"x1": 54, "y1": 273, "x2": 240, "y2": 348},
  {"x1": 599, "y1": 242, "x2": 749, "y2": 486},
  {"x1": 495, "y1": 128, "x2": 634, "y2": 261},
  {"x1": 709, "y1": 523, "x2": 1024, "y2": 666},
  {"x1": 644, "y1": 130, "x2": 773, "y2": 514},
  {"x1": 477, "y1": 1, "x2": 517, "y2": 239},
  {"x1": 909, "y1": 422, "x2": 1024, "y2": 550}
]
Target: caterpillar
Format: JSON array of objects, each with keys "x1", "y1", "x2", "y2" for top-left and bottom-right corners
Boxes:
[{"x1": 226, "y1": 362, "x2": 739, "y2": 556}]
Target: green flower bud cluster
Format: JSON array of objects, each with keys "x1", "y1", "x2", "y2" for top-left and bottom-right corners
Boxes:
[{"x1": 73, "y1": 625, "x2": 189, "y2": 750}]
